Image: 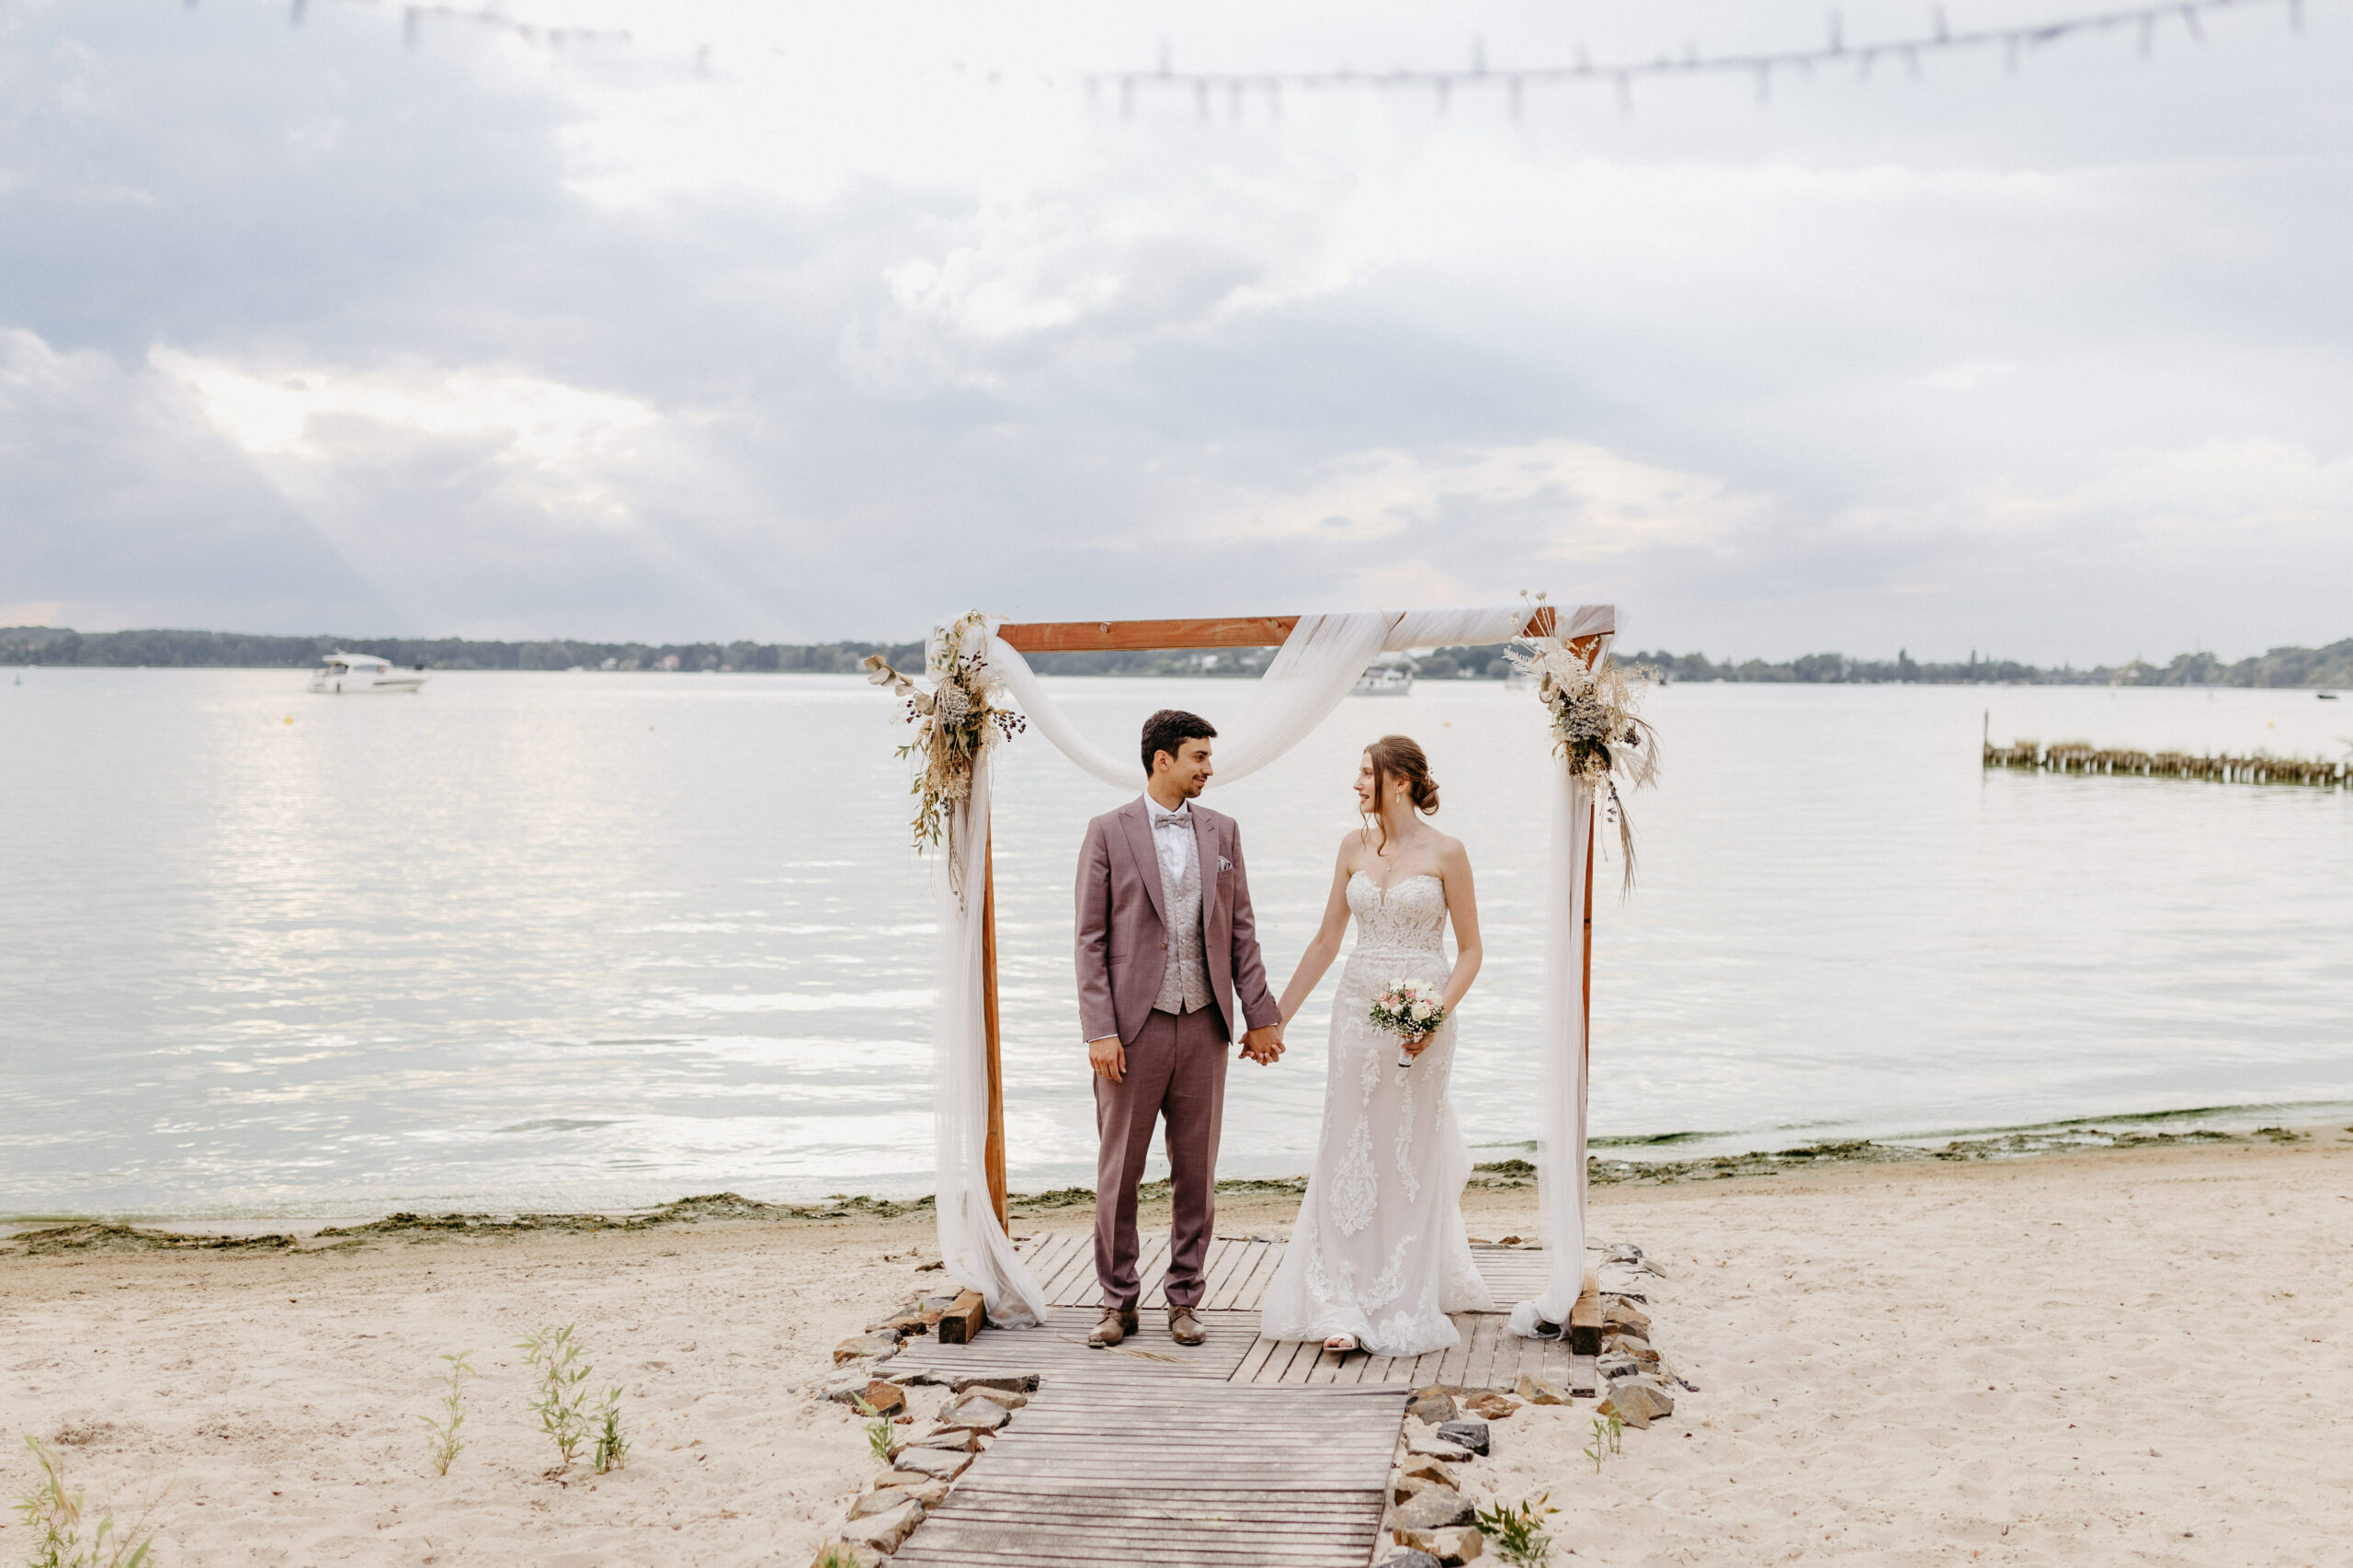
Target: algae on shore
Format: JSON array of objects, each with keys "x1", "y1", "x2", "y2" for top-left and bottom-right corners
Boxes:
[
  {"x1": 313, "y1": 1190, "x2": 936, "y2": 1241},
  {"x1": 3, "y1": 1126, "x2": 2292, "y2": 1255},
  {"x1": 17, "y1": 1223, "x2": 302, "y2": 1256},
  {"x1": 1491, "y1": 1124, "x2": 2246, "y2": 1189}
]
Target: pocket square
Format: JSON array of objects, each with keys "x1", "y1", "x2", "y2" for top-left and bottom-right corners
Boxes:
[{"x1": 1218, "y1": 856, "x2": 1234, "y2": 871}]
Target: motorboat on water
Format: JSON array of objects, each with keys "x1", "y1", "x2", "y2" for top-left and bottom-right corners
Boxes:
[
  {"x1": 308, "y1": 652, "x2": 427, "y2": 694},
  {"x1": 1350, "y1": 663, "x2": 1415, "y2": 697}
]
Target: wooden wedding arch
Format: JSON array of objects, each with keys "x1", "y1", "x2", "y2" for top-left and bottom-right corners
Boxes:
[{"x1": 971, "y1": 605, "x2": 1605, "y2": 1229}]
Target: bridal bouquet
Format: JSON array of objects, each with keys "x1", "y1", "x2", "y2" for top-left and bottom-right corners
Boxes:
[
  {"x1": 1506, "y1": 625, "x2": 1659, "y2": 892},
  {"x1": 863, "y1": 610, "x2": 1025, "y2": 892},
  {"x1": 1370, "y1": 978, "x2": 1449, "y2": 1069}
]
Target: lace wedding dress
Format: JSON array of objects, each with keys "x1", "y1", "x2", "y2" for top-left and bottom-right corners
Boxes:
[{"x1": 1258, "y1": 872, "x2": 1495, "y2": 1355}]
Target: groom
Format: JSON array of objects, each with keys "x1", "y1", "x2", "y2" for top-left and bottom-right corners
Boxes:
[{"x1": 1075, "y1": 709, "x2": 1284, "y2": 1348}]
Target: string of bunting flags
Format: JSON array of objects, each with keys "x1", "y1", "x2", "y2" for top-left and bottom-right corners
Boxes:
[
  {"x1": 264, "y1": 0, "x2": 630, "y2": 55},
  {"x1": 1092, "y1": 0, "x2": 2318, "y2": 116},
  {"x1": 214, "y1": 0, "x2": 2318, "y2": 111}
]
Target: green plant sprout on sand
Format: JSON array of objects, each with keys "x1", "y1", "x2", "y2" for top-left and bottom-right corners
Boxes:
[
  {"x1": 419, "y1": 1352, "x2": 474, "y2": 1476},
  {"x1": 810, "y1": 1549, "x2": 867, "y2": 1568},
  {"x1": 519, "y1": 1324, "x2": 597, "y2": 1469},
  {"x1": 1472, "y1": 1493, "x2": 1559, "y2": 1567},
  {"x1": 592, "y1": 1387, "x2": 630, "y2": 1474},
  {"x1": 15, "y1": 1435, "x2": 160, "y2": 1568},
  {"x1": 854, "y1": 1398, "x2": 896, "y2": 1466},
  {"x1": 1584, "y1": 1411, "x2": 1624, "y2": 1474}
]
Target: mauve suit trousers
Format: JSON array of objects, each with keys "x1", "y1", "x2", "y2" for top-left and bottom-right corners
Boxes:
[{"x1": 1094, "y1": 1004, "x2": 1229, "y2": 1312}]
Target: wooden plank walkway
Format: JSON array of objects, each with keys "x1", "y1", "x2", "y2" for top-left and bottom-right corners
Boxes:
[
  {"x1": 938, "y1": 1233, "x2": 1594, "y2": 1390},
  {"x1": 893, "y1": 1381, "x2": 1405, "y2": 1568},
  {"x1": 889, "y1": 1304, "x2": 1259, "y2": 1385},
  {"x1": 1017, "y1": 1232, "x2": 1560, "y2": 1314},
  {"x1": 884, "y1": 1234, "x2": 1607, "y2": 1566}
]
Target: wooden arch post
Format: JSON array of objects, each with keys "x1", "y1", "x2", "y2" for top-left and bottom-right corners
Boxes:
[{"x1": 972, "y1": 606, "x2": 1593, "y2": 1233}]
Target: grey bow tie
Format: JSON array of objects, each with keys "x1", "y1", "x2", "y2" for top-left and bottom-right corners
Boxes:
[{"x1": 1151, "y1": 811, "x2": 1191, "y2": 828}]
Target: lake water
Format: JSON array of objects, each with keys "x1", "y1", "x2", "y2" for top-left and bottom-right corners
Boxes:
[{"x1": 3, "y1": 666, "x2": 2349, "y2": 1221}]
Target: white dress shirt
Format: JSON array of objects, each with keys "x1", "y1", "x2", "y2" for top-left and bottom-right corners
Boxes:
[{"x1": 1147, "y1": 798, "x2": 1198, "y2": 887}]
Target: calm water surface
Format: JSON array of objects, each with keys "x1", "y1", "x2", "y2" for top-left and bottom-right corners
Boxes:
[{"x1": 3, "y1": 668, "x2": 2348, "y2": 1219}]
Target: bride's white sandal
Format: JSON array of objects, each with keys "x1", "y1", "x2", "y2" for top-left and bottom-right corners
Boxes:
[{"x1": 1324, "y1": 1333, "x2": 1358, "y2": 1354}]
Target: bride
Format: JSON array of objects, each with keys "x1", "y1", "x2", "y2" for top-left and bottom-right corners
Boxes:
[{"x1": 1259, "y1": 735, "x2": 1496, "y2": 1357}]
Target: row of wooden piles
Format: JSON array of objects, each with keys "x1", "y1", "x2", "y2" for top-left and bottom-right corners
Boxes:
[{"x1": 1984, "y1": 741, "x2": 2348, "y2": 787}]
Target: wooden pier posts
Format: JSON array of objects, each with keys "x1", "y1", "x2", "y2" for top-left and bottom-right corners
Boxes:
[{"x1": 1984, "y1": 740, "x2": 2348, "y2": 789}]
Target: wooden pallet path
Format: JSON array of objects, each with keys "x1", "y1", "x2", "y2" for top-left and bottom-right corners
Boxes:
[
  {"x1": 949, "y1": 1233, "x2": 1596, "y2": 1391},
  {"x1": 892, "y1": 1379, "x2": 1405, "y2": 1568},
  {"x1": 1017, "y1": 1231, "x2": 1560, "y2": 1313},
  {"x1": 889, "y1": 1304, "x2": 1260, "y2": 1385},
  {"x1": 883, "y1": 1234, "x2": 1608, "y2": 1566}
]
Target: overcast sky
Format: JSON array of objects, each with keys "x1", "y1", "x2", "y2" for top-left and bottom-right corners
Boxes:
[{"x1": 1, "y1": 0, "x2": 2346, "y2": 660}]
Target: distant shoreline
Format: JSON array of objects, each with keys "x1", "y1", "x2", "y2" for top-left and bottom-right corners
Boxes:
[{"x1": 6, "y1": 624, "x2": 2350, "y2": 688}]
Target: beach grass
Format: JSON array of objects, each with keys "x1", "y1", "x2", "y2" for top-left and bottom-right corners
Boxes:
[
  {"x1": 418, "y1": 1352, "x2": 473, "y2": 1477},
  {"x1": 1581, "y1": 1412, "x2": 1623, "y2": 1473},
  {"x1": 592, "y1": 1392, "x2": 630, "y2": 1475},
  {"x1": 518, "y1": 1325, "x2": 596, "y2": 1470},
  {"x1": 15, "y1": 1435, "x2": 158, "y2": 1568},
  {"x1": 1474, "y1": 1493, "x2": 1560, "y2": 1565}
]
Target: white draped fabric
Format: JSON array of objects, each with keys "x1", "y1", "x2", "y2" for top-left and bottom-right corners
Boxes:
[
  {"x1": 988, "y1": 607, "x2": 1538, "y2": 790},
  {"x1": 1505, "y1": 758, "x2": 1597, "y2": 1337},
  {"x1": 926, "y1": 603, "x2": 1615, "y2": 1335},
  {"x1": 927, "y1": 620, "x2": 1050, "y2": 1327}
]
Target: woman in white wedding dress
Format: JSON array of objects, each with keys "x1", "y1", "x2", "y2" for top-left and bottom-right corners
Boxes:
[{"x1": 1259, "y1": 735, "x2": 1496, "y2": 1357}]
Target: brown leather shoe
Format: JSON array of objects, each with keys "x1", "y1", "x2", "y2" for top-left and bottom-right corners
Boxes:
[
  {"x1": 1087, "y1": 1307, "x2": 1139, "y2": 1347},
  {"x1": 1167, "y1": 1306, "x2": 1208, "y2": 1346}
]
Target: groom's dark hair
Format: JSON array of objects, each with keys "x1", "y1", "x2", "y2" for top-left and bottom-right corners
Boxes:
[{"x1": 1141, "y1": 710, "x2": 1217, "y2": 777}]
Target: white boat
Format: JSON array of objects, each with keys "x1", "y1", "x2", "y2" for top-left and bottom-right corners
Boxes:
[
  {"x1": 1351, "y1": 665, "x2": 1415, "y2": 697},
  {"x1": 308, "y1": 652, "x2": 427, "y2": 695}
]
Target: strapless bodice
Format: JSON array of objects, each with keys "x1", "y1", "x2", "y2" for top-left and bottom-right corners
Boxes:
[{"x1": 1346, "y1": 871, "x2": 1448, "y2": 959}]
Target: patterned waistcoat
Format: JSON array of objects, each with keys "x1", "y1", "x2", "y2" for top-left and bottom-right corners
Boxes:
[{"x1": 1152, "y1": 824, "x2": 1213, "y2": 1016}]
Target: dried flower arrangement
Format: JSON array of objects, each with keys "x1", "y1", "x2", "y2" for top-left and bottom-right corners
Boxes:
[
  {"x1": 1506, "y1": 631, "x2": 1659, "y2": 890},
  {"x1": 863, "y1": 611, "x2": 1026, "y2": 893}
]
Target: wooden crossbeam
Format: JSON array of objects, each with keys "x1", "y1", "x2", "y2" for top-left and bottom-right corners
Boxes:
[{"x1": 997, "y1": 605, "x2": 1558, "y2": 653}]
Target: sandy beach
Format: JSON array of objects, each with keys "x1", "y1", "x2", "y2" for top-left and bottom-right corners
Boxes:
[{"x1": 5, "y1": 1128, "x2": 2348, "y2": 1566}]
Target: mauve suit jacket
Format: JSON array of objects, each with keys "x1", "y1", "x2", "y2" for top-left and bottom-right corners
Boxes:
[{"x1": 1075, "y1": 798, "x2": 1282, "y2": 1048}]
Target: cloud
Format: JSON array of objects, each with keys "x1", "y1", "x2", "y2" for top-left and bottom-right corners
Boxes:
[
  {"x1": 1204, "y1": 438, "x2": 1765, "y2": 555},
  {"x1": 0, "y1": 0, "x2": 2347, "y2": 656},
  {"x1": 0, "y1": 327, "x2": 395, "y2": 631}
]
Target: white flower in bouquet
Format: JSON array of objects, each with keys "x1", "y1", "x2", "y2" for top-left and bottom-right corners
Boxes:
[{"x1": 1369, "y1": 979, "x2": 1448, "y2": 1068}]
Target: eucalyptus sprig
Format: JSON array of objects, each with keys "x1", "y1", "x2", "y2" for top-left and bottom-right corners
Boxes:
[
  {"x1": 1506, "y1": 631, "x2": 1659, "y2": 892},
  {"x1": 864, "y1": 610, "x2": 1026, "y2": 894}
]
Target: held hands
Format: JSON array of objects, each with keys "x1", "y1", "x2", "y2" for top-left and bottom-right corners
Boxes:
[{"x1": 1094, "y1": 1024, "x2": 1285, "y2": 1079}]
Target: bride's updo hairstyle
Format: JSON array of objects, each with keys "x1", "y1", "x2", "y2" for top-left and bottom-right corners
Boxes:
[{"x1": 1362, "y1": 734, "x2": 1439, "y2": 854}]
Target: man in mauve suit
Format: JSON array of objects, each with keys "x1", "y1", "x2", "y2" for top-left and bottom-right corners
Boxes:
[{"x1": 1076, "y1": 709, "x2": 1285, "y2": 1347}]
